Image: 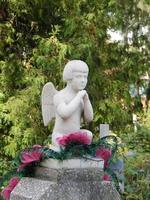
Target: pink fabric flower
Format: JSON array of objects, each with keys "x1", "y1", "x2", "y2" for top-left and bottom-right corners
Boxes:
[
  {"x1": 95, "y1": 147, "x2": 112, "y2": 168},
  {"x1": 1, "y1": 187, "x2": 12, "y2": 200},
  {"x1": 8, "y1": 177, "x2": 20, "y2": 189},
  {"x1": 102, "y1": 174, "x2": 110, "y2": 181},
  {"x1": 18, "y1": 151, "x2": 42, "y2": 172},
  {"x1": 56, "y1": 131, "x2": 92, "y2": 146},
  {"x1": 1, "y1": 177, "x2": 20, "y2": 200}
]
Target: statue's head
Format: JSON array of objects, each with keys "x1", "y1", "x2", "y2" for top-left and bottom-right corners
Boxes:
[{"x1": 63, "y1": 60, "x2": 89, "y2": 91}]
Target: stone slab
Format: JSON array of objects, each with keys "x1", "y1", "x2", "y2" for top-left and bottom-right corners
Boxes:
[
  {"x1": 40, "y1": 158, "x2": 104, "y2": 169},
  {"x1": 11, "y1": 177, "x2": 120, "y2": 200},
  {"x1": 35, "y1": 167, "x2": 104, "y2": 183},
  {"x1": 10, "y1": 159, "x2": 120, "y2": 200}
]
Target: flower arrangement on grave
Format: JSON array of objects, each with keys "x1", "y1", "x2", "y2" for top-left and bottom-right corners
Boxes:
[{"x1": 0, "y1": 134, "x2": 120, "y2": 200}]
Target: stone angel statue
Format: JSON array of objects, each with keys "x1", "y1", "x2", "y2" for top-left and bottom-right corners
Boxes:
[{"x1": 42, "y1": 60, "x2": 93, "y2": 152}]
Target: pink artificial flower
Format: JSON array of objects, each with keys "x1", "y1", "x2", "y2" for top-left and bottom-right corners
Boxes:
[
  {"x1": 1, "y1": 177, "x2": 20, "y2": 200},
  {"x1": 95, "y1": 147, "x2": 112, "y2": 168},
  {"x1": 1, "y1": 187, "x2": 12, "y2": 200},
  {"x1": 18, "y1": 150, "x2": 42, "y2": 172},
  {"x1": 102, "y1": 174, "x2": 110, "y2": 181},
  {"x1": 56, "y1": 131, "x2": 92, "y2": 146},
  {"x1": 8, "y1": 177, "x2": 20, "y2": 190},
  {"x1": 57, "y1": 135, "x2": 68, "y2": 146}
]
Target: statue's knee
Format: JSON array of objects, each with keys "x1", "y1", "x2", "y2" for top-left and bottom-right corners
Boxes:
[
  {"x1": 81, "y1": 129, "x2": 93, "y2": 139},
  {"x1": 87, "y1": 131, "x2": 93, "y2": 139}
]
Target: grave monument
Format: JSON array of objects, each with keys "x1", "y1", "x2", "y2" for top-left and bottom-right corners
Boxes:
[{"x1": 9, "y1": 60, "x2": 120, "y2": 200}]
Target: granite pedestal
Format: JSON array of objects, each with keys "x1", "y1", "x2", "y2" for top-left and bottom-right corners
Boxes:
[{"x1": 11, "y1": 158, "x2": 120, "y2": 200}]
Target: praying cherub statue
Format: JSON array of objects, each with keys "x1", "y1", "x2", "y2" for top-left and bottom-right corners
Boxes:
[{"x1": 42, "y1": 60, "x2": 93, "y2": 152}]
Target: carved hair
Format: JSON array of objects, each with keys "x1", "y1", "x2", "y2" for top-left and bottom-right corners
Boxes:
[{"x1": 63, "y1": 60, "x2": 89, "y2": 81}]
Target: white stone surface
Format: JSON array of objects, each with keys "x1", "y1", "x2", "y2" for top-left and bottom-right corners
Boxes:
[
  {"x1": 40, "y1": 158, "x2": 104, "y2": 169},
  {"x1": 42, "y1": 60, "x2": 93, "y2": 152},
  {"x1": 100, "y1": 124, "x2": 109, "y2": 138}
]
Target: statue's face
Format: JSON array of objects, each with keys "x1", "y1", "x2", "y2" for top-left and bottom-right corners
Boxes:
[{"x1": 71, "y1": 71, "x2": 88, "y2": 91}]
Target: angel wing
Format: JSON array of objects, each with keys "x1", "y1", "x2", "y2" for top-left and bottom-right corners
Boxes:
[{"x1": 41, "y1": 82, "x2": 58, "y2": 126}]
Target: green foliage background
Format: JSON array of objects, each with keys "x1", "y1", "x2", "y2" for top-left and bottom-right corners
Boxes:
[{"x1": 0, "y1": 0, "x2": 150, "y2": 199}]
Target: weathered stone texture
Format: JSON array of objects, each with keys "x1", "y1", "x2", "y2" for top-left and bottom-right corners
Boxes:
[
  {"x1": 35, "y1": 167, "x2": 104, "y2": 183},
  {"x1": 10, "y1": 159, "x2": 120, "y2": 200},
  {"x1": 11, "y1": 177, "x2": 120, "y2": 200}
]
